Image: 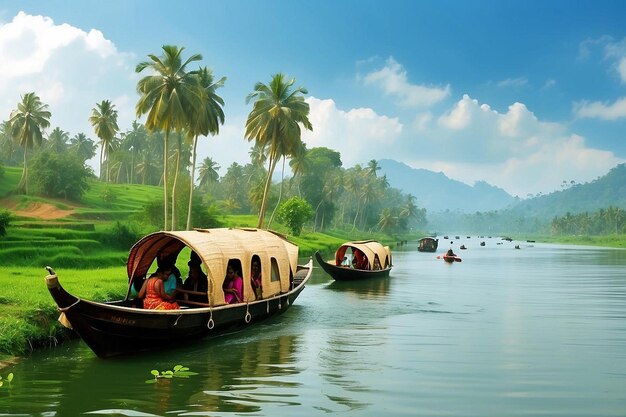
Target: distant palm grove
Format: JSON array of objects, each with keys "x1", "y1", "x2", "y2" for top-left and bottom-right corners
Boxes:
[{"x1": 0, "y1": 45, "x2": 426, "y2": 235}]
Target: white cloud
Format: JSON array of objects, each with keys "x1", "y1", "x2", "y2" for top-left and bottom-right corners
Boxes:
[
  {"x1": 0, "y1": 11, "x2": 137, "y2": 174},
  {"x1": 362, "y1": 57, "x2": 450, "y2": 107},
  {"x1": 573, "y1": 97, "x2": 626, "y2": 120},
  {"x1": 301, "y1": 97, "x2": 403, "y2": 167},
  {"x1": 496, "y1": 77, "x2": 528, "y2": 88},
  {"x1": 407, "y1": 94, "x2": 623, "y2": 196}
]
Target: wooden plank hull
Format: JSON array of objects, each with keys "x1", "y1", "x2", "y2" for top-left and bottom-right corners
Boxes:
[
  {"x1": 45, "y1": 261, "x2": 312, "y2": 358},
  {"x1": 314, "y1": 251, "x2": 391, "y2": 281}
]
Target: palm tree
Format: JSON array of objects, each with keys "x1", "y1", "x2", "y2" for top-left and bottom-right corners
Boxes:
[
  {"x1": 288, "y1": 142, "x2": 310, "y2": 197},
  {"x1": 136, "y1": 45, "x2": 203, "y2": 231},
  {"x1": 245, "y1": 73, "x2": 312, "y2": 229},
  {"x1": 69, "y1": 133, "x2": 97, "y2": 162},
  {"x1": 366, "y1": 159, "x2": 381, "y2": 178},
  {"x1": 122, "y1": 121, "x2": 148, "y2": 184},
  {"x1": 185, "y1": 66, "x2": 226, "y2": 230},
  {"x1": 47, "y1": 127, "x2": 69, "y2": 153},
  {"x1": 89, "y1": 100, "x2": 119, "y2": 182},
  {"x1": 197, "y1": 157, "x2": 221, "y2": 190},
  {"x1": 8, "y1": 92, "x2": 51, "y2": 194}
]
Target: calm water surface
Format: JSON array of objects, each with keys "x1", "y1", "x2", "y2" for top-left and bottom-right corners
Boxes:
[{"x1": 1, "y1": 238, "x2": 626, "y2": 416}]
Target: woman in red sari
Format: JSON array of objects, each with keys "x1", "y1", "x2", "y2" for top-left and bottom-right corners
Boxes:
[{"x1": 138, "y1": 267, "x2": 180, "y2": 310}]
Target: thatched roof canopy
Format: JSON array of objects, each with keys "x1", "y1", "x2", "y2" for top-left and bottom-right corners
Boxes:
[{"x1": 334, "y1": 240, "x2": 392, "y2": 269}]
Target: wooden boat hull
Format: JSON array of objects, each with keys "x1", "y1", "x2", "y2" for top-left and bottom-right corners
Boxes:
[
  {"x1": 314, "y1": 251, "x2": 391, "y2": 281},
  {"x1": 443, "y1": 255, "x2": 462, "y2": 263},
  {"x1": 45, "y1": 261, "x2": 312, "y2": 358}
]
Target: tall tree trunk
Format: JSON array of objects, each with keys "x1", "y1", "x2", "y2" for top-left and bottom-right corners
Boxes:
[
  {"x1": 257, "y1": 153, "x2": 278, "y2": 229},
  {"x1": 18, "y1": 149, "x2": 29, "y2": 195},
  {"x1": 163, "y1": 131, "x2": 169, "y2": 231},
  {"x1": 267, "y1": 156, "x2": 286, "y2": 229},
  {"x1": 171, "y1": 143, "x2": 181, "y2": 231},
  {"x1": 99, "y1": 146, "x2": 104, "y2": 182},
  {"x1": 186, "y1": 136, "x2": 198, "y2": 230}
]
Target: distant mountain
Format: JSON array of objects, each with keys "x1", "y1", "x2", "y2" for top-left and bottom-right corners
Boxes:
[
  {"x1": 507, "y1": 163, "x2": 626, "y2": 218},
  {"x1": 378, "y1": 159, "x2": 516, "y2": 213}
]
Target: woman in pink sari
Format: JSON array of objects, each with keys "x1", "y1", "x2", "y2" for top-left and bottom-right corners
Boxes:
[{"x1": 223, "y1": 263, "x2": 243, "y2": 304}]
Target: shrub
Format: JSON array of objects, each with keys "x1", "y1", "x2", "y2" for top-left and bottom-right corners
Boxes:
[
  {"x1": 277, "y1": 197, "x2": 314, "y2": 236},
  {"x1": 0, "y1": 210, "x2": 11, "y2": 237},
  {"x1": 30, "y1": 150, "x2": 93, "y2": 201},
  {"x1": 104, "y1": 221, "x2": 141, "y2": 249}
]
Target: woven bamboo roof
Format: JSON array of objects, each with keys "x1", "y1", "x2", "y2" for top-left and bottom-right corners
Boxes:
[{"x1": 334, "y1": 240, "x2": 392, "y2": 269}]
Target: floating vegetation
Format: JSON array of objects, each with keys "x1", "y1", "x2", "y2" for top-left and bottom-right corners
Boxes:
[
  {"x1": 146, "y1": 365, "x2": 197, "y2": 384},
  {"x1": 0, "y1": 372, "x2": 14, "y2": 388}
]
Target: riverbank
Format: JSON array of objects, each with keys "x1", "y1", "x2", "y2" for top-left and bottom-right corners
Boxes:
[
  {"x1": 0, "y1": 228, "x2": 419, "y2": 366},
  {"x1": 531, "y1": 234, "x2": 626, "y2": 248}
]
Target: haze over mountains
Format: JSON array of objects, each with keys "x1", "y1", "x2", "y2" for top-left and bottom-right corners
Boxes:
[
  {"x1": 378, "y1": 159, "x2": 516, "y2": 213},
  {"x1": 378, "y1": 159, "x2": 626, "y2": 218}
]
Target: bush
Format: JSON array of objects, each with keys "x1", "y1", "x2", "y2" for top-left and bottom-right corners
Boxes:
[
  {"x1": 104, "y1": 221, "x2": 141, "y2": 249},
  {"x1": 0, "y1": 210, "x2": 11, "y2": 237},
  {"x1": 30, "y1": 150, "x2": 93, "y2": 201},
  {"x1": 277, "y1": 197, "x2": 314, "y2": 236}
]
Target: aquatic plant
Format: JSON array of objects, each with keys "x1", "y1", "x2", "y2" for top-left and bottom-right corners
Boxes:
[
  {"x1": 0, "y1": 372, "x2": 14, "y2": 388},
  {"x1": 147, "y1": 365, "x2": 197, "y2": 383}
]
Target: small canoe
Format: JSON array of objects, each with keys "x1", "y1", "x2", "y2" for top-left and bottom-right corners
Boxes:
[{"x1": 440, "y1": 254, "x2": 462, "y2": 263}]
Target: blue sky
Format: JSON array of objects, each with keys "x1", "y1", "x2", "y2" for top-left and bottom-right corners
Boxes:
[{"x1": 1, "y1": 1, "x2": 626, "y2": 197}]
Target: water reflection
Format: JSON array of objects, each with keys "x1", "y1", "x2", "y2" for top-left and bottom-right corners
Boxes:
[{"x1": 3, "y1": 243, "x2": 626, "y2": 416}]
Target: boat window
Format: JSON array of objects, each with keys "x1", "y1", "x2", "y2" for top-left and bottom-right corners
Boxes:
[{"x1": 270, "y1": 257, "x2": 280, "y2": 282}]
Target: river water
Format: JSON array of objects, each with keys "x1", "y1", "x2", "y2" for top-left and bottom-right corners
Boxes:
[{"x1": 1, "y1": 238, "x2": 626, "y2": 416}]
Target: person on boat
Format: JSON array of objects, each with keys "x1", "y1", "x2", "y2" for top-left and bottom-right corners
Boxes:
[
  {"x1": 373, "y1": 255, "x2": 382, "y2": 270},
  {"x1": 182, "y1": 251, "x2": 208, "y2": 303},
  {"x1": 138, "y1": 267, "x2": 180, "y2": 310},
  {"x1": 250, "y1": 255, "x2": 262, "y2": 300},
  {"x1": 340, "y1": 256, "x2": 350, "y2": 267},
  {"x1": 446, "y1": 248, "x2": 456, "y2": 257},
  {"x1": 157, "y1": 253, "x2": 182, "y2": 298},
  {"x1": 223, "y1": 262, "x2": 244, "y2": 304},
  {"x1": 352, "y1": 249, "x2": 369, "y2": 270}
]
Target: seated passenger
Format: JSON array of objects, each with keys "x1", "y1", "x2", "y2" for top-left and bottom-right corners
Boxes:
[
  {"x1": 223, "y1": 262, "x2": 243, "y2": 304},
  {"x1": 138, "y1": 267, "x2": 180, "y2": 310},
  {"x1": 352, "y1": 249, "x2": 369, "y2": 270},
  {"x1": 250, "y1": 256, "x2": 262, "y2": 299},
  {"x1": 373, "y1": 256, "x2": 381, "y2": 270},
  {"x1": 183, "y1": 251, "x2": 208, "y2": 303},
  {"x1": 157, "y1": 253, "x2": 182, "y2": 298}
]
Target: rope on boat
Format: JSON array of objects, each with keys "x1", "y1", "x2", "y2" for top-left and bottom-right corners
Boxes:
[
  {"x1": 207, "y1": 308, "x2": 215, "y2": 330},
  {"x1": 278, "y1": 297, "x2": 282, "y2": 310},
  {"x1": 58, "y1": 299, "x2": 80, "y2": 312},
  {"x1": 173, "y1": 314, "x2": 182, "y2": 327},
  {"x1": 266, "y1": 300, "x2": 270, "y2": 314},
  {"x1": 245, "y1": 304, "x2": 251, "y2": 324}
]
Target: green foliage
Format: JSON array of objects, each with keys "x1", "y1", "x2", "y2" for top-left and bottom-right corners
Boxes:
[
  {"x1": 100, "y1": 187, "x2": 118, "y2": 205},
  {"x1": 104, "y1": 221, "x2": 141, "y2": 249},
  {"x1": 0, "y1": 210, "x2": 11, "y2": 237},
  {"x1": 147, "y1": 365, "x2": 197, "y2": 383},
  {"x1": 277, "y1": 197, "x2": 313, "y2": 236},
  {"x1": 0, "y1": 372, "x2": 14, "y2": 388},
  {"x1": 29, "y1": 150, "x2": 93, "y2": 201},
  {"x1": 0, "y1": 164, "x2": 4, "y2": 179}
]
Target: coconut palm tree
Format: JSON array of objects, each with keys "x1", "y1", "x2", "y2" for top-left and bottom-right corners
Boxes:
[
  {"x1": 69, "y1": 133, "x2": 97, "y2": 162},
  {"x1": 185, "y1": 66, "x2": 226, "y2": 230},
  {"x1": 136, "y1": 45, "x2": 203, "y2": 230},
  {"x1": 8, "y1": 92, "x2": 51, "y2": 194},
  {"x1": 197, "y1": 157, "x2": 221, "y2": 190},
  {"x1": 245, "y1": 73, "x2": 312, "y2": 229},
  {"x1": 47, "y1": 127, "x2": 69, "y2": 153},
  {"x1": 89, "y1": 100, "x2": 119, "y2": 182}
]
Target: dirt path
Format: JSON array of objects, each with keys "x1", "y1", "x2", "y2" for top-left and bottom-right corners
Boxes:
[{"x1": 0, "y1": 199, "x2": 75, "y2": 220}]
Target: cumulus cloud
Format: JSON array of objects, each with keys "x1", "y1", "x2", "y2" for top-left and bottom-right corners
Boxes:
[
  {"x1": 0, "y1": 11, "x2": 137, "y2": 172},
  {"x1": 362, "y1": 57, "x2": 450, "y2": 107},
  {"x1": 301, "y1": 97, "x2": 403, "y2": 167}
]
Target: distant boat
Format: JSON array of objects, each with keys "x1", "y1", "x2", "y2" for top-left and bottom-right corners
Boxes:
[
  {"x1": 315, "y1": 240, "x2": 392, "y2": 281},
  {"x1": 439, "y1": 252, "x2": 462, "y2": 263},
  {"x1": 418, "y1": 237, "x2": 439, "y2": 252},
  {"x1": 480, "y1": 241, "x2": 486, "y2": 246},
  {"x1": 460, "y1": 245, "x2": 467, "y2": 250}
]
